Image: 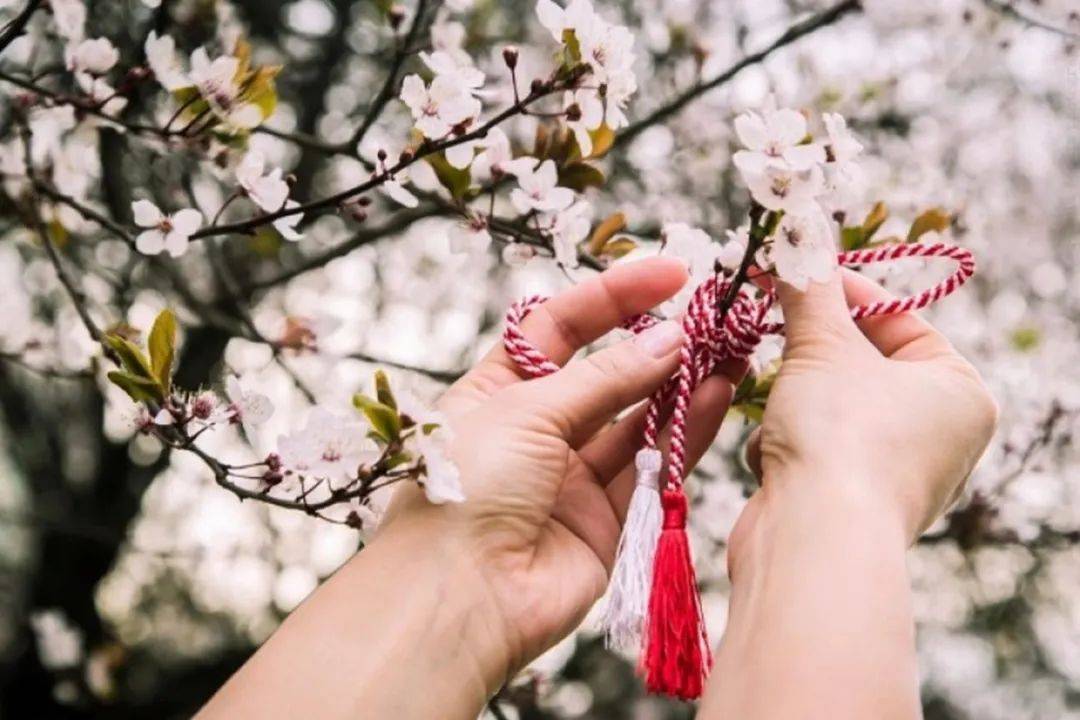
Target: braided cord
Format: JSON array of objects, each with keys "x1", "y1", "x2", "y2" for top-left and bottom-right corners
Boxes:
[{"x1": 503, "y1": 243, "x2": 975, "y2": 488}]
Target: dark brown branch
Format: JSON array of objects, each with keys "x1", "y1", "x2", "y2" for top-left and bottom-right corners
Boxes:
[
  {"x1": 614, "y1": 0, "x2": 862, "y2": 149},
  {"x1": 0, "y1": 0, "x2": 44, "y2": 55},
  {"x1": 189, "y1": 70, "x2": 585, "y2": 241},
  {"x1": 347, "y1": 0, "x2": 433, "y2": 151},
  {"x1": 982, "y1": 0, "x2": 1080, "y2": 40}
]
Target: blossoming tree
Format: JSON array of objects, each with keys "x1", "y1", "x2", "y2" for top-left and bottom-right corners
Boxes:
[{"x1": 0, "y1": 0, "x2": 1076, "y2": 716}]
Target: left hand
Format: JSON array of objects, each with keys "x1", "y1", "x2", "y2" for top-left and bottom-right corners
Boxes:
[{"x1": 376, "y1": 257, "x2": 743, "y2": 693}]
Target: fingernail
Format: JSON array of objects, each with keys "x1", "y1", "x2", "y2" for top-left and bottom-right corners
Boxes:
[{"x1": 634, "y1": 320, "x2": 683, "y2": 358}]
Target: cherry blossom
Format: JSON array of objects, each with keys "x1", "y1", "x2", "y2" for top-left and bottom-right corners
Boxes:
[
  {"x1": 448, "y1": 216, "x2": 492, "y2": 255},
  {"x1": 399, "y1": 74, "x2": 480, "y2": 139},
  {"x1": 273, "y1": 202, "x2": 304, "y2": 241},
  {"x1": 144, "y1": 32, "x2": 189, "y2": 91},
  {"x1": 189, "y1": 48, "x2": 263, "y2": 130},
  {"x1": 380, "y1": 172, "x2": 419, "y2": 208},
  {"x1": 131, "y1": 200, "x2": 203, "y2": 257},
  {"x1": 732, "y1": 106, "x2": 825, "y2": 174},
  {"x1": 419, "y1": 50, "x2": 484, "y2": 92},
  {"x1": 502, "y1": 243, "x2": 536, "y2": 266},
  {"x1": 510, "y1": 160, "x2": 575, "y2": 214},
  {"x1": 564, "y1": 89, "x2": 604, "y2": 157},
  {"x1": 470, "y1": 128, "x2": 536, "y2": 180},
  {"x1": 820, "y1": 112, "x2": 866, "y2": 208},
  {"x1": 742, "y1": 161, "x2": 825, "y2": 215},
  {"x1": 763, "y1": 210, "x2": 837, "y2": 291},
  {"x1": 276, "y1": 408, "x2": 375, "y2": 484},
  {"x1": 64, "y1": 38, "x2": 119, "y2": 76},
  {"x1": 50, "y1": 0, "x2": 86, "y2": 42},
  {"x1": 661, "y1": 222, "x2": 714, "y2": 278},
  {"x1": 397, "y1": 391, "x2": 465, "y2": 504},
  {"x1": 548, "y1": 201, "x2": 591, "y2": 267},
  {"x1": 235, "y1": 151, "x2": 290, "y2": 213},
  {"x1": 225, "y1": 375, "x2": 274, "y2": 437}
]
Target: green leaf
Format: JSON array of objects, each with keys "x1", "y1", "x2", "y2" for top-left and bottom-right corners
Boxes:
[
  {"x1": 1010, "y1": 326, "x2": 1040, "y2": 352},
  {"x1": 907, "y1": 207, "x2": 951, "y2": 243},
  {"x1": 374, "y1": 370, "x2": 396, "y2": 410},
  {"x1": 586, "y1": 124, "x2": 615, "y2": 159},
  {"x1": 561, "y1": 28, "x2": 582, "y2": 64},
  {"x1": 352, "y1": 393, "x2": 401, "y2": 443},
  {"x1": 862, "y1": 202, "x2": 888, "y2": 240},
  {"x1": 587, "y1": 212, "x2": 626, "y2": 255},
  {"x1": 104, "y1": 334, "x2": 154, "y2": 381},
  {"x1": 426, "y1": 153, "x2": 472, "y2": 200},
  {"x1": 147, "y1": 309, "x2": 176, "y2": 392},
  {"x1": 558, "y1": 162, "x2": 605, "y2": 192},
  {"x1": 107, "y1": 371, "x2": 163, "y2": 403},
  {"x1": 732, "y1": 402, "x2": 765, "y2": 423},
  {"x1": 598, "y1": 237, "x2": 637, "y2": 259},
  {"x1": 384, "y1": 451, "x2": 413, "y2": 470},
  {"x1": 840, "y1": 226, "x2": 867, "y2": 251}
]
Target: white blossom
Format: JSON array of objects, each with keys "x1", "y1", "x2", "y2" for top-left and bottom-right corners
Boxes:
[
  {"x1": 662, "y1": 222, "x2": 713, "y2": 278},
  {"x1": 236, "y1": 151, "x2": 290, "y2": 213},
  {"x1": 547, "y1": 200, "x2": 591, "y2": 267},
  {"x1": 448, "y1": 216, "x2": 492, "y2": 255},
  {"x1": 131, "y1": 200, "x2": 203, "y2": 257},
  {"x1": 718, "y1": 225, "x2": 749, "y2": 272},
  {"x1": 399, "y1": 74, "x2": 480, "y2": 139},
  {"x1": 27, "y1": 106, "x2": 76, "y2": 166},
  {"x1": 65, "y1": 38, "x2": 119, "y2": 75},
  {"x1": 510, "y1": 160, "x2": 575, "y2": 214},
  {"x1": 273, "y1": 201, "x2": 304, "y2": 241},
  {"x1": 145, "y1": 32, "x2": 189, "y2": 91},
  {"x1": 732, "y1": 106, "x2": 824, "y2": 174},
  {"x1": 420, "y1": 49, "x2": 484, "y2": 92},
  {"x1": 471, "y1": 128, "x2": 536, "y2": 179},
  {"x1": 50, "y1": 0, "x2": 86, "y2": 41},
  {"x1": 225, "y1": 374, "x2": 274, "y2": 437},
  {"x1": 30, "y1": 609, "x2": 83, "y2": 670},
  {"x1": 276, "y1": 407, "x2": 375, "y2": 484},
  {"x1": 381, "y1": 172, "x2": 419, "y2": 208},
  {"x1": 742, "y1": 161, "x2": 825, "y2": 215},
  {"x1": 189, "y1": 47, "x2": 262, "y2": 130},
  {"x1": 502, "y1": 243, "x2": 536, "y2": 266},
  {"x1": 397, "y1": 391, "x2": 465, "y2": 504},
  {"x1": 820, "y1": 112, "x2": 866, "y2": 209},
  {"x1": 564, "y1": 89, "x2": 604, "y2": 158},
  {"x1": 763, "y1": 210, "x2": 837, "y2": 291}
]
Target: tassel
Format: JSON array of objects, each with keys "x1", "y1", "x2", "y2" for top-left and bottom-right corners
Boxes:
[
  {"x1": 600, "y1": 448, "x2": 663, "y2": 651},
  {"x1": 642, "y1": 487, "x2": 711, "y2": 700}
]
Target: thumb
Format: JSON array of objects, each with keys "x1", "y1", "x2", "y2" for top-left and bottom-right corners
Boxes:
[
  {"x1": 775, "y1": 270, "x2": 860, "y2": 354},
  {"x1": 524, "y1": 320, "x2": 684, "y2": 446}
]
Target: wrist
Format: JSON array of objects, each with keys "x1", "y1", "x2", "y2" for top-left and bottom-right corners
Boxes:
[
  {"x1": 729, "y1": 464, "x2": 910, "y2": 583},
  {"x1": 365, "y1": 517, "x2": 517, "y2": 701}
]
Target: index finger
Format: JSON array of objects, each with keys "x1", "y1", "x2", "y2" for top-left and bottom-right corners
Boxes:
[
  {"x1": 442, "y1": 257, "x2": 689, "y2": 410},
  {"x1": 842, "y1": 269, "x2": 955, "y2": 360}
]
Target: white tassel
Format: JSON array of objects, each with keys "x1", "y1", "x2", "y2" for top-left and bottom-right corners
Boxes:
[{"x1": 600, "y1": 448, "x2": 663, "y2": 652}]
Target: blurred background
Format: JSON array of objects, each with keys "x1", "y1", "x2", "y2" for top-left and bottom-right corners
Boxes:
[{"x1": 0, "y1": 0, "x2": 1077, "y2": 717}]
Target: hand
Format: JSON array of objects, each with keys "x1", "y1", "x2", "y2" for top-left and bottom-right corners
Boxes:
[
  {"x1": 376, "y1": 257, "x2": 743, "y2": 693},
  {"x1": 734, "y1": 269, "x2": 998, "y2": 566}
]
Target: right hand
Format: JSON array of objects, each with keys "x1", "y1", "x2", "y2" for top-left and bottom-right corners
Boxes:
[{"x1": 734, "y1": 268, "x2": 998, "y2": 566}]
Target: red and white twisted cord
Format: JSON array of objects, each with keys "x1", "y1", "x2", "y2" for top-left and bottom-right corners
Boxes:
[{"x1": 503, "y1": 243, "x2": 975, "y2": 488}]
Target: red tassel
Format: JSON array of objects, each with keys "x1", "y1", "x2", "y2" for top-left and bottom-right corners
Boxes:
[{"x1": 642, "y1": 487, "x2": 711, "y2": 700}]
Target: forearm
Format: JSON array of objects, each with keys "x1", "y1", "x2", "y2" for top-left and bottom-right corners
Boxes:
[
  {"x1": 198, "y1": 519, "x2": 509, "y2": 720},
  {"x1": 700, "y1": 471, "x2": 922, "y2": 719}
]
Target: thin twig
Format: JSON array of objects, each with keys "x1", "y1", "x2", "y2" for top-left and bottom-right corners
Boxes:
[
  {"x1": 614, "y1": 0, "x2": 862, "y2": 149},
  {"x1": 0, "y1": 0, "x2": 44, "y2": 55}
]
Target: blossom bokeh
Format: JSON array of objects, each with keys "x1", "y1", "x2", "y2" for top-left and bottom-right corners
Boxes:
[{"x1": 0, "y1": 0, "x2": 1077, "y2": 717}]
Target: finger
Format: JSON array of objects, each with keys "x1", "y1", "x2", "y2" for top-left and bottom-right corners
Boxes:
[
  {"x1": 604, "y1": 375, "x2": 735, "y2": 522},
  {"x1": 840, "y1": 269, "x2": 955, "y2": 361},
  {"x1": 744, "y1": 425, "x2": 763, "y2": 481},
  {"x1": 775, "y1": 269, "x2": 862, "y2": 355},
  {"x1": 578, "y1": 357, "x2": 747, "y2": 484},
  {"x1": 523, "y1": 319, "x2": 685, "y2": 445},
  {"x1": 439, "y1": 257, "x2": 688, "y2": 414}
]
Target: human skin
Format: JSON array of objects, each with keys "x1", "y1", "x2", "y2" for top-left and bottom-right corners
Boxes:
[{"x1": 199, "y1": 258, "x2": 996, "y2": 720}]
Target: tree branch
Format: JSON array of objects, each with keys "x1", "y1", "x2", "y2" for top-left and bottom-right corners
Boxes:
[
  {"x1": 982, "y1": 0, "x2": 1080, "y2": 40},
  {"x1": 614, "y1": 0, "x2": 862, "y2": 149},
  {"x1": 0, "y1": 0, "x2": 44, "y2": 55},
  {"x1": 347, "y1": 0, "x2": 433, "y2": 151}
]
